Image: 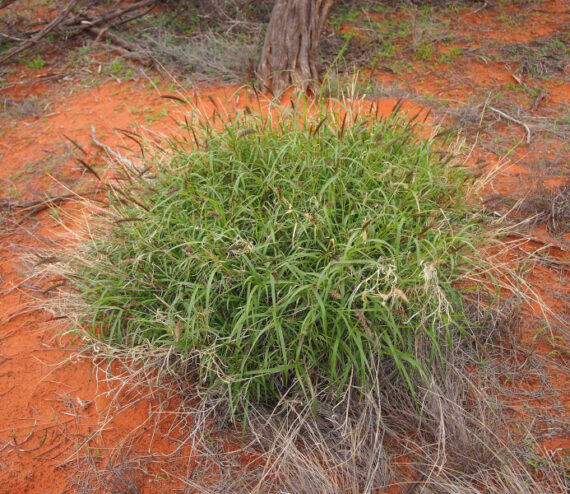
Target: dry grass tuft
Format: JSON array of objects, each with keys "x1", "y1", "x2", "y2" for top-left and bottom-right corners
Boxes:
[
  {"x1": 1, "y1": 96, "x2": 46, "y2": 119},
  {"x1": 485, "y1": 183, "x2": 570, "y2": 235}
]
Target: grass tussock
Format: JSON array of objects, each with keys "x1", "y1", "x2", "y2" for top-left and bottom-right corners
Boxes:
[
  {"x1": 70, "y1": 98, "x2": 487, "y2": 418},
  {"x1": 36, "y1": 95, "x2": 569, "y2": 493}
]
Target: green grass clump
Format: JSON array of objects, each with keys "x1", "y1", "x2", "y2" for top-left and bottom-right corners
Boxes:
[
  {"x1": 75, "y1": 101, "x2": 484, "y2": 416},
  {"x1": 25, "y1": 56, "x2": 46, "y2": 69}
]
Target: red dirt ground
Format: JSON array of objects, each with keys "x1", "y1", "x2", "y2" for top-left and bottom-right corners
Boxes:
[
  {"x1": 0, "y1": 79, "x2": 194, "y2": 492},
  {"x1": 1, "y1": 0, "x2": 569, "y2": 492}
]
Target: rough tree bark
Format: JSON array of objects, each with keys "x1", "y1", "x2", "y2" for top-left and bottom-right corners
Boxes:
[{"x1": 257, "y1": 0, "x2": 333, "y2": 96}]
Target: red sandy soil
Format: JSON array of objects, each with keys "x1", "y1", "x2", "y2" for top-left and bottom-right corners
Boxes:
[
  {"x1": 0, "y1": 78, "x2": 197, "y2": 492},
  {"x1": 1, "y1": 1, "x2": 569, "y2": 492}
]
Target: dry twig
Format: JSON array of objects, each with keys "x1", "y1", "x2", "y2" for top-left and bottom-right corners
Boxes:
[
  {"x1": 489, "y1": 106, "x2": 532, "y2": 144},
  {"x1": 0, "y1": 0, "x2": 80, "y2": 65}
]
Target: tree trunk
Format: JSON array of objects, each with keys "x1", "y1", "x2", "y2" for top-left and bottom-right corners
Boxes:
[{"x1": 257, "y1": 0, "x2": 333, "y2": 97}]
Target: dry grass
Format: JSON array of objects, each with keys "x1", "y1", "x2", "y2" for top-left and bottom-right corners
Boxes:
[
  {"x1": 0, "y1": 96, "x2": 46, "y2": 119},
  {"x1": 37, "y1": 312, "x2": 567, "y2": 494},
  {"x1": 484, "y1": 183, "x2": 570, "y2": 235},
  {"x1": 499, "y1": 33, "x2": 570, "y2": 78},
  {"x1": 116, "y1": 0, "x2": 271, "y2": 84}
]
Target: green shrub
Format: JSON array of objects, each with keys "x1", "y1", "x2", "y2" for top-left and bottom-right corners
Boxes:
[{"x1": 74, "y1": 101, "x2": 483, "y2": 417}]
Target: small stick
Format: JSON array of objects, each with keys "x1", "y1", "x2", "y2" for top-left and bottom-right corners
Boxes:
[
  {"x1": 12, "y1": 420, "x2": 37, "y2": 446},
  {"x1": 506, "y1": 65, "x2": 527, "y2": 90},
  {"x1": 470, "y1": 1, "x2": 488, "y2": 15},
  {"x1": 515, "y1": 247, "x2": 570, "y2": 269},
  {"x1": 90, "y1": 125, "x2": 133, "y2": 168},
  {"x1": 0, "y1": 194, "x2": 77, "y2": 211},
  {"x1": 489, "y1": 106, "x2": 531, "y2": 144},
  {"x1": 530, "y1": 90, "x2": 546, "y2": 112},
  {"x1": 506, "y1": 232, "x2": 567, "y2": 252}
]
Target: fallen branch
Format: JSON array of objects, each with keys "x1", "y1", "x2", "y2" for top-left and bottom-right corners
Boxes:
[
  {"x1": 515, "y1": 246, "x2": 570, "y2": 270},
  {"x1": 0, "y1": 191, "x2": 103, "y2": 227},
  {"x1": 0, "y1": 73, "x2": 66, "y2": 92},
  {"x1": 87, "y1": 26, "x2": 151, "y2": 62},
  {"x1": 0, "y1": 194, "x2": 77, "y2": 211},
  {"x1": 506, "y1": 232, "x2": 568, "y2": 252},
  {"x1": 5, "y1": 195, "x2": 80, "y2": 226},
  {"x1": 0, "y1": 0, "x2": 80, "y2": 65},
  {"x1": 489, "y1": 106, "x2": 532, "y2": 144},
  {"x1": 62, "y1": 0, "x2": 157, "y2": 35},
  {"x1": 102, "y1": 2, "x2": 156, "y2": 29},
  {"x1": 0, "y1": 0, "x2": 20, "y2": 9},
  {"x1": 0, "y1": 0, "x2": 157, "y2": 65}
]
